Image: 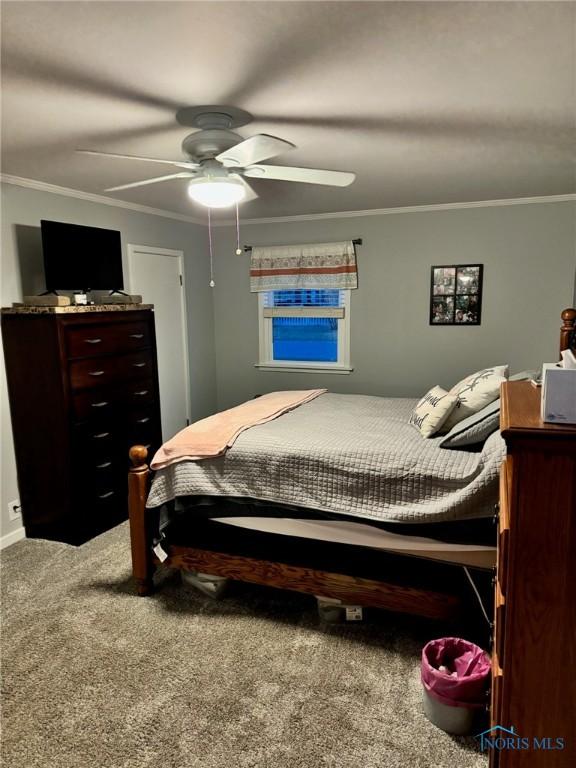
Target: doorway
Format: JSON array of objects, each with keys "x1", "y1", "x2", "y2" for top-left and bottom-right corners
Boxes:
[{"x1": 126, "y1": 245, "x2": 191, "y2": 440}]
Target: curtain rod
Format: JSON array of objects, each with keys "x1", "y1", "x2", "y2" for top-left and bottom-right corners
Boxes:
[{"x1": 243, "y1": 238, "x2": 362, "y2": 253}]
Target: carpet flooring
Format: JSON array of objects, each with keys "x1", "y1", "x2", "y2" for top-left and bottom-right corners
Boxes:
[{"x1": 1, "y1": 522, "x2": 488, "y2": 768}]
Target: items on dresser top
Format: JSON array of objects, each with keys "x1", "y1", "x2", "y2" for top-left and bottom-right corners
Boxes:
[
  {"x1": 1, "y1": 307, "x2": 162, "y2": 544},
  {"x1": 541, "y1": 361, "x2": 576, "y2": 425},
  {"x1": 100, "y1": 293, "x2": 143, "y2": 305},
  {"x1": 20, "y1": 294, "x2": 72, "y2": 307},
  {"x1": 16, "y1": 293, "x2": 144, "y2": 308},
  {"x1": 560, "y1": 348, "x2": 576, "y2": 369}
]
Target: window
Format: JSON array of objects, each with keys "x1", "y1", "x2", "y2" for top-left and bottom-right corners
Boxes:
[{"x1": 257, "y1": 289, "x2": 352, "y2": 373}]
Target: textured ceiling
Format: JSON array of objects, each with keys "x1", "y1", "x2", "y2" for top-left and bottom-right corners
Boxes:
[{"x1": 2, "y1": 1, "x2": 575, "y2": 220}]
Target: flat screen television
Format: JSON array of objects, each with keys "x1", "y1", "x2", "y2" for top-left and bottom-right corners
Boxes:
[{"x1": 41, "y1": 220, "x2": 123, "y2": 292}]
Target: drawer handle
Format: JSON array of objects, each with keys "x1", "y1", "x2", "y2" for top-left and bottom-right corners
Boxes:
[
  {"x1": 96, "y1": 461, "x2": 112, "y2": 469},
  {"x1": 98, "y1": 491, "x2": 115, "y2": 499},
  {"x1": 134, "y1": 390, "x2": 149, "y2": 396},
  {"x1": 84, "y1": 338, "x2": 102, "y2": 344},
  {"x1": 132, "y1": 362, "x2": 147, "y2": 368},
  {"x1": 88, "y1": 370, "x2": 105, "y2": 377},
  {"x1": 129, "y1": 333, "x2": 144, "y2": 339},
  {"x1": 90, "y1": 401, "x2": 109, "y2": 408},
  {"x1": 136, "y1": 417, "x2": 150, "y2": 424},
  {"x1": 92, "y1": 432, "x2": 110, "y2": 439}
]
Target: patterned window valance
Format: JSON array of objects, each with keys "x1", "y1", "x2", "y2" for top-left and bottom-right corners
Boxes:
[{"x1": 250, "y1": 241, "x2": 358, "y2": 292}]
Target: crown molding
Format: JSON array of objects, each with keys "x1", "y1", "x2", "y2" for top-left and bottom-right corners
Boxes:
[
  {"x1": 2, "y1": 174, "x2": 573, "y2": 228},
  {"x1": 0, "y1": 174, "x2": 206, "y2": 226},
  {"x1": 212, "y1": 192, "x2": 576, "y2": 226}
]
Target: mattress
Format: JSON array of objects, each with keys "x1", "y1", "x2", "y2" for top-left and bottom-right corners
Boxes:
[
  {"x1": 148, "y1": 393, "x2": 505, "y2": 525},
  {"x1": 212, "y1": 517, "x2": 496, "y2": 569}
]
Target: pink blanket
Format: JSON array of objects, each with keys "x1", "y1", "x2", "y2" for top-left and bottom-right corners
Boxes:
[{"x1": 150, "y1": 389, "x2": 327, "y2": 470}]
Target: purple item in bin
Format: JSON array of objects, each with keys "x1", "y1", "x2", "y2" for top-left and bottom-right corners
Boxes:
[{"x1": 421, "y1": 637, "x2": 491, "y2": 709}]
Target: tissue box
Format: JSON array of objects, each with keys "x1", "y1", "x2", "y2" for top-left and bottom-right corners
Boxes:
[{"x1": 541, "y1": 364, "x2": 576, "y2": 425}]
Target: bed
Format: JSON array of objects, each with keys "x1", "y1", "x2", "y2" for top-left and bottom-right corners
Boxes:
[{"x1": 127, "y1": 308, "x2": 576, "y2": 621}]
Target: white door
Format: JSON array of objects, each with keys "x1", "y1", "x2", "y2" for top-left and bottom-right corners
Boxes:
[{"x1": 127, "y1": 245, "x2": 191, "y2": 440}]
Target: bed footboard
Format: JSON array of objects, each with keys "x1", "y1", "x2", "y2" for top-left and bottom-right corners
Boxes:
[{"x1": 128, "y1": 445, "x2": 155, "y2": 596}]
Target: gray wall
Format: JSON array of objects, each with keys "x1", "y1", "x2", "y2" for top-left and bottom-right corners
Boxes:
[
  {"x1": 2, "y1": 188, "x2": 574, "y2": 542},
  {"x1": 1, "y1": 183, "x2": 216, "y2": 539},
  {"x1": 212, "y1": 201, "x2": 576, "y2": 409}
]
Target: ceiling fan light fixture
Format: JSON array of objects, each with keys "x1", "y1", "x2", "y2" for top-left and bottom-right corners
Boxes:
[{"x1": 187, "y1": 177, "x2": 246, "y2": 208}]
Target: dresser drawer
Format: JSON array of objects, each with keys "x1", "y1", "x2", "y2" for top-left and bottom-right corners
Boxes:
[
  {"x1": 498, "y1": 459, "x2": 511, "y2": 595},
  {"x1": 72, "y1": 389, "x2": 118, "y2": 422},
  {"x1": 126, "y1": 407, "x2": 155, "y2": 432},
  {"x1": 124, "y1": 379, "x2": 156, "y2": 407},
  {"x1": 494, "y1": 580, "x2": 506, "y2": 667},
  {"x1": 82, "y1": 482, "x2": 128, "y2": 534},
  {"x1": 75, "y1": 453, "x2": 126, "y2": 488},
  {"x1": 73, "y1": 422, "x2": 124, "y2": 461},
  {"x1": 66, "y1": 321, "x2": 150, "y2": 359},
  {"x1": 490, "y1": 653, "x2": 504, "y2": 732},
  {"x1": 88, "y1": 484, "x2": 125, "y2": 510},
  {"x1": 69, "y1": 357, "x2": 118, "y2": 390},
  {"x1": 127, "y1": 418, "x2": 159, "y2": 450},
  {"x1": 69, "y1": 351, "x2": 155, "y2": 391},
  {"x1": 117, "y1": 350, "x2": 155, "y2": 380}
]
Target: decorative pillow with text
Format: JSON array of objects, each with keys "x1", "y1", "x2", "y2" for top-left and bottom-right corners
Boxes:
[
  {"x1": 409, "y1": 386, "x2": 459, "y2": 438},
  {"x1": 442, "y1": 365, "x2": 509, "y2": 431}
]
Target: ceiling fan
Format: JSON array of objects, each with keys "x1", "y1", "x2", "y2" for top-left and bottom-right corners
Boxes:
[{"x1": 77, "y1": 105, "x2": 356, "y2": 208}]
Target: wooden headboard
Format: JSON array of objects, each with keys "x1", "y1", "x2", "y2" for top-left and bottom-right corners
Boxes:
[{"x1": 560, "y1": 307, "x2": 576, "y2": 354}]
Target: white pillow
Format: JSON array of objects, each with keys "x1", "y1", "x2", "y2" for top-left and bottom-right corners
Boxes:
[
  {"x1": 442, "y1": 365, "x2": 509, "y2": 431},
  {"x1": 409, "y1": 386, "x2": 459, "y2": 438},
  {"x1": 440, "y1": 398, "x2": 501, "y2": 449}
]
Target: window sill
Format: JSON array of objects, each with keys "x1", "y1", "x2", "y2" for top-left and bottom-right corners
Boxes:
[{"x1": 255, "y1": 363, "x2": 353, "y2": 374}]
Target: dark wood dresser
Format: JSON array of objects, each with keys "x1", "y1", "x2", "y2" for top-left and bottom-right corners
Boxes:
[
  {"x1": 1, "y1": 305, "x2": 162, "y2": 545},
  {"x1": 491, "y1": 381, "x2": 576, "y2": 767}
]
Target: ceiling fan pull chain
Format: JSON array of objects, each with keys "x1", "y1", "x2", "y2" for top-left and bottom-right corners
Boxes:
[
  {"x1": 208, "y1": 208, "x2": 215, "y2": 288},
  {"x1": 235, "y1": 203, "x2": 242, "y2": 256}
]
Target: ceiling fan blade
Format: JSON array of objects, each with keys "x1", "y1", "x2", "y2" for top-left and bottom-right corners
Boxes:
[
  {"x1": 77, "y1": 149, "x2": 198, "y2": 170},
  {"x1": 216, "y1": 135, "x2": 295, "y2": 168},
  {"x1": 229, "y1": 174, "x2": 259, "y2": 202},
  {"x1": 104, "y1": 172, "x2": 195, "y2": 192},
  {"x1": 243, "y1": 164, "x2": 355, "y2": 187}
]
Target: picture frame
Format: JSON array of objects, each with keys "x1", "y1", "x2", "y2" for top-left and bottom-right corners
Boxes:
[{"x1": 430, "y1": 264, "x2": 483, "y2": 325}]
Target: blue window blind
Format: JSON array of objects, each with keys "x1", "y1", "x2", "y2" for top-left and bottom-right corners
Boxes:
[
  {"x1": 268, "y1": 290, "x2": 342, "y2": 363},
  {"x1": 272, "y1": 289, "x2": 340, "y2": 307}
]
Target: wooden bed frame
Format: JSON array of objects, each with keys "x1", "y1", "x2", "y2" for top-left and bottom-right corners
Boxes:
[{"x1": 127, "y1": 308, "x2": 576, "y2": 620}]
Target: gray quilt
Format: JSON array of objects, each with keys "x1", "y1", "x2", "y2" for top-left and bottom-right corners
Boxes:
[{"x1": 147, "y1": 393, "x2": 505, "y2": 524}]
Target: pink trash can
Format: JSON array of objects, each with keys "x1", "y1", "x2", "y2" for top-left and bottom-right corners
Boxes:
[{"x1": 421, "y1": 637, "x2": 491, "y2": 735}]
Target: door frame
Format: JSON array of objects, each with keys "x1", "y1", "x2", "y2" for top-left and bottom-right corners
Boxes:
[{"x1": 126, "y1": 243, "x2": 191, "y2": 426}]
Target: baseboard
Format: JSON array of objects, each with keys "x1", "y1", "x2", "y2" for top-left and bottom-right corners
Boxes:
[{"x1": 0, "y1": 526, "x2": 26, "y2": 550}]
